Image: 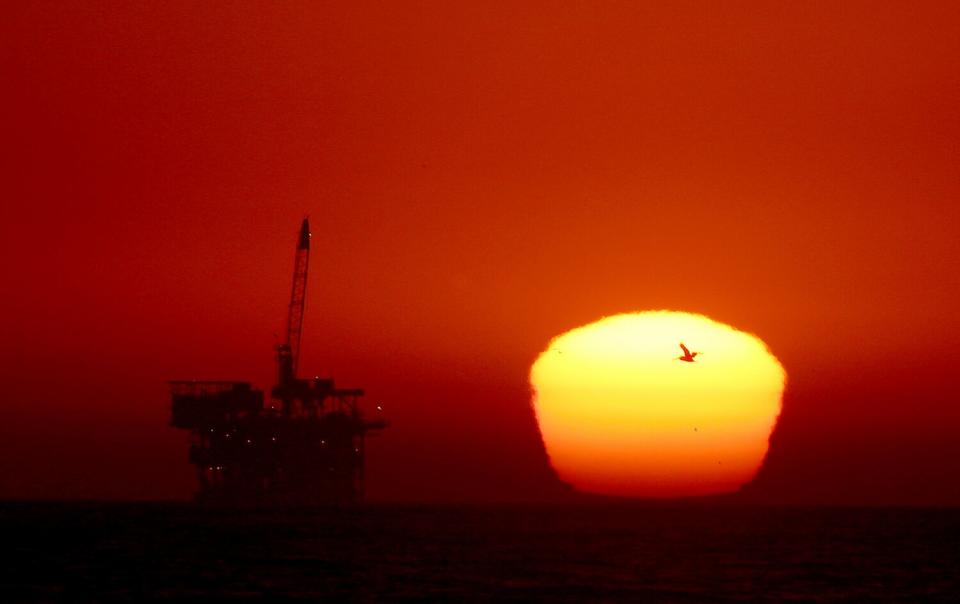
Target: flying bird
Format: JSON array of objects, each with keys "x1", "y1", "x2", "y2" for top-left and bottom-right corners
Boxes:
[{"x1": 677, "y1": 342, "x2": 699, "y2": 362}]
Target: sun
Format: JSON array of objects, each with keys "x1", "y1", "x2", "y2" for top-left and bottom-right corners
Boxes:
[{"x1": 530, "y1": 311, "x2": 786, "y2": 498}]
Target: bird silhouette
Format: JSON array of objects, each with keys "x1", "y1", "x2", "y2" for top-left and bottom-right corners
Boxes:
[{"x1": 677, "y1": 342, "x2": 699, "y2": 362}]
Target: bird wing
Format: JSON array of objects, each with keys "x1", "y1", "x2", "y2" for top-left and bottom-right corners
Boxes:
[{"x1": 679, "y1": 342, "x2": 690, "y2": 356}]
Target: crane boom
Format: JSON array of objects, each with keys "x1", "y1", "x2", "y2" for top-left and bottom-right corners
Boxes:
[{"x1": 277, "y1": 218, "x2": 310, "y2": 385}]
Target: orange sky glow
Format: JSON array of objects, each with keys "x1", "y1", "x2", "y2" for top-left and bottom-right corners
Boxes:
[{"x1": 1, "y1": 2, "x2": 959, "y2": 504}]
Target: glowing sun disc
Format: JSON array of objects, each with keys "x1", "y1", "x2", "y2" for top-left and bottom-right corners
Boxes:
[{"x1": 530, "y1": 311, "x2": 786, "y2": 498}]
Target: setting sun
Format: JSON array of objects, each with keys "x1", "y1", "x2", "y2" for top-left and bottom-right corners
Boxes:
[{"x1": 530, "y1": 312, "x2": 786, "y2": 498}]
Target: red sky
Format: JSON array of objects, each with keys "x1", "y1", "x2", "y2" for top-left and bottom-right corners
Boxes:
[{"x1": 2, "y1": 2, "x2": 959, "y2": 504}]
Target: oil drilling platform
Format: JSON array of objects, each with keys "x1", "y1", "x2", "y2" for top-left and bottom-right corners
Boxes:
[{"x1": 170, "y1": 219, "x2": 387, "y2": 505}]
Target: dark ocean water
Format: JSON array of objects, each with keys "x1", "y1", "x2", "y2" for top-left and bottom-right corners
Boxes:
[{"x1": 2, "y1": 503, "x2": 957, "y2": 602}]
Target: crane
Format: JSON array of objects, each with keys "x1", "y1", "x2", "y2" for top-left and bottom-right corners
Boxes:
[
  {"x1": 276, "y1": 218, "x2": 310, "y2": 387},
  {"x1": 170, "y1": 217, "x2": 387, "y2": 504}
]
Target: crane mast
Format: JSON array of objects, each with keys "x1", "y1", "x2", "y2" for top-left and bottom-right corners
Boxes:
[{"x1": 277, "y1": 218, "x2": 310, "y2": 387}]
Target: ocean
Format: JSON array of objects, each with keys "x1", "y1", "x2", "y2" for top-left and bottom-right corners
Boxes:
[{"x1": 3, "y1": 503, "x2": 957, "y2": 602}]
